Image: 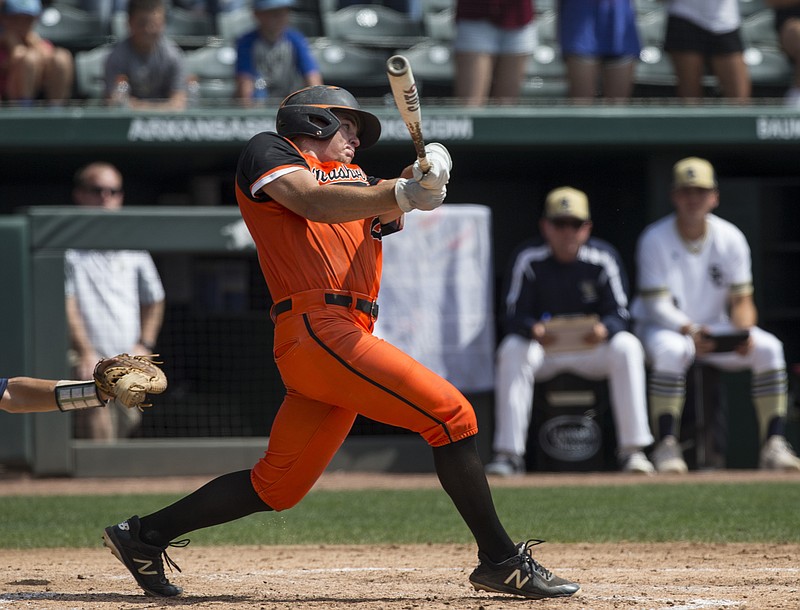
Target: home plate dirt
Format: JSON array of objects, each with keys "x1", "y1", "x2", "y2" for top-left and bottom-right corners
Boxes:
[
  {"x1": 1, "y1": 542, "x2": 798, "y2": 609},
  {"x1": 1, "y1": 471, "x2": 798, "y2": 609}
]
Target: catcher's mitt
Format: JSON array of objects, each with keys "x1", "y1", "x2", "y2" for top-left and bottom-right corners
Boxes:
[{"x1": 93, "y1": 354, "x2": 168, "y2": 411}]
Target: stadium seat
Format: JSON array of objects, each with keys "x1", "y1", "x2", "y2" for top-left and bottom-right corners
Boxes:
[
  {"x1": 294, "y1": 0, "x2": 323, "y2": 12},
  {"x1": 635, "y1": 46, "x2": 675, "y2": 88},
  {"x1": 167, "y1": 6, "x2": 216, "y2": 37},
  {"x1": 310, "y1": 37, "x2": 389, "y2": 92},
  {"x1": 184, "y1": 44, "x2": 238, "y2": 101},
  {"x1": 74, "y1": 44, "x2": 113, "y2": 100},
  {"x1": 744, "y1": 47, "x2": 792, "y2": 87},
  {"x1": 741, "y1": 10, "x2": 779, "y2": 49},
  {"x1": 633, "y1": 0, "x2": 660, "y2": 14},
  {"x1": 322, "y1": 4, "x2": 425, "y2": 48},
  {"x1": 35, "y1": 6, "x2": 110, "y2": 53},
  {"x1": 395, "y1": 40, "x2": 453, "y2": 94},
  {"x1": 535, "y1": 9, "x2": 557, "y2": 47},
  {"x1": 112, "y1": 7, "x2": 215, "y2": 48},
  {"x1": 423, "y1": 7, "x2": 454, "y2": 42},
  {"x1": 636, "y1": 7, "x2": 667, "y2": 48},
  {"x1": 291, "y1": 11, "x2": 323, "y2": 37},
  {"x1": 216, "y1": 6, "x2": 252, "y2": 42},
  {"x1": 421, "y1": 0, "x2": 453, "y2": 14},
  {"x1": 521, "y1": 45, "x2": 568, "y2": 98},
  {"x1": 739, "y1": 0, "x2": 767, "y2": 18}
]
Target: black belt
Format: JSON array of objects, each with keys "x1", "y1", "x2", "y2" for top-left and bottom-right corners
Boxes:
[{"x1": 272, "y1": 294, "x2": 379, "y2": 319}]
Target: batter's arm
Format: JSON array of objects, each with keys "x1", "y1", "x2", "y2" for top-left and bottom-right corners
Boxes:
[{"x1": 264, "y1": 168, "x2": 402, "y2": 223}]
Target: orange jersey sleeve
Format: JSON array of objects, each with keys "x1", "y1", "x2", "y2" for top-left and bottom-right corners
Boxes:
[{"x1": 235, "y1": 132, "x2": 388, "y2": 302}]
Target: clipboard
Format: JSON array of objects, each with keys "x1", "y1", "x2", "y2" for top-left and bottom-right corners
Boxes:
[{"x1": 542, "y1": 314, "x2": 599, "y2": 353}]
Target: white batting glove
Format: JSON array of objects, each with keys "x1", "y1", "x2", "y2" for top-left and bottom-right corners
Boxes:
[
  {"x1": 412, "y1": 143, "x2": 452, "y2": 191},
  {"x1": 395, "y1": 178, "x2": 447, "y2": 212}
]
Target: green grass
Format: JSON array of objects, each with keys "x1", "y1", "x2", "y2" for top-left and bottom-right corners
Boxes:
[{"x1": 1, "y1": 482, "x2": 798, "y2": 548}]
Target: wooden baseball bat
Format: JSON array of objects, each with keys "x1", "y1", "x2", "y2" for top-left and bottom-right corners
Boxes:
[{"x1": 386, "y1": 55, "x2": 431, "y2": 174}]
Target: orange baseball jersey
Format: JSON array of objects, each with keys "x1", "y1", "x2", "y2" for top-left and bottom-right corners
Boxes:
[
  {"x1": 235, "y1": 132, "x2": 401, "y2": 303},
  {"x1": 233, "y1": 131, "x2": 478, "y2": 512}
]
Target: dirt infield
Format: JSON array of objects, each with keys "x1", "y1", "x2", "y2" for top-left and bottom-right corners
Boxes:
[{"x1": 2, "y1": 471, "x2": 799, "y2": 609}]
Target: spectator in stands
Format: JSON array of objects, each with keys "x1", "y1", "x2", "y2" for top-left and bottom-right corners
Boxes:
[
  {"x1": 765, "y1": 0, "x2": 800, "y2": 105},
  {"x1": 103, "y1": 0, "x2": 188, "y2": 110},
  {"x1": 66, "y1": 161, "x2": 165, "y2": 440},
  {"x1": 662, "y1": 0, "x2": 751, "y2": 101},
  {"x1": 631, "y1": 157, "x2": 800, "y2": 473},
  {"x1": 453, "y1": 0, "x2": 536, "y2": 106},
  {"x1": 234, "y1": 0, "x2": 321, "y2": 105},
  {"x1": 558, "y1": 0, "x2": 640, "y2": 102},
  {"x1": 0, "y1": 0, "x2": 74, "y2": 105},
  {"x1": 485, "y1": 187, "x2": 655, "y2": 476}
]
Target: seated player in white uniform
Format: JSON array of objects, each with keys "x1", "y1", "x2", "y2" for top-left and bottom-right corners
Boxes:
[
  {"x1": 486, "y1": 187, "x2": 655, "y2": 476},
  {"x1": 631, "y1": 157, "x2": 800, "y2": 473}
]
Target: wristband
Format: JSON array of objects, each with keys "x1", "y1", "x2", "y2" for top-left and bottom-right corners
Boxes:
[{"x1": 55, "y1": 380, "x2": 105, "y2": 411}]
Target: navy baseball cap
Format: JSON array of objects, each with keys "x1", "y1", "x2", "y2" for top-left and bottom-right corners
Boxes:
[
  {"x1": 4, "y1": 0, "x2": 43, "y2": 15},
  {"x1": 253, "y1": 0, "x2": 295, "y2": 10}
]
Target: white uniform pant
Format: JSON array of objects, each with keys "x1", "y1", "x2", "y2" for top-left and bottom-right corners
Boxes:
[
  {"x1": 493, "y1": 331, "x2": 654, "y2": 458},
  {"x1": 636, "y1": 324, "x2": 785, "y2": 375}
]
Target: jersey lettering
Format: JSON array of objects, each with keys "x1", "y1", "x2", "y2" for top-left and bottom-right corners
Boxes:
[{"x1": 312, "y1": 165, "x2": 369, "y2": 184}]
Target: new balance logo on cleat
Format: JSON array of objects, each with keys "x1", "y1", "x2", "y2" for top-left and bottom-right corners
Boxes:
[
  {"x1": 134, "y1": 557, "x2": 158, "y2": 576},
  {"x1": 469, "y1": 539, "x2": 580, "y2": 600},
  {"x1": 504, "y1": 568, "x2": 530, "y2": 589}
]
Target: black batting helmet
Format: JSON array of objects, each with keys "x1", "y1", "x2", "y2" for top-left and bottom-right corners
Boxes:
[{"x1": 276, "y1": 86, "x2": 381, "y2": 149}]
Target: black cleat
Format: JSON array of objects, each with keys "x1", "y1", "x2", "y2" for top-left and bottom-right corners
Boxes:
[
  {"x1": 469, "y1": 539, "x2": 580, "y2": 599},
  {"x1": 103, "y1": 515, "x2": 187, "y2": 597}
]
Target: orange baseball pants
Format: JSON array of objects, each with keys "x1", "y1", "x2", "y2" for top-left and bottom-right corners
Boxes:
[{"x1": 250, "y1": 291, "x2": 479, "y2": 511}]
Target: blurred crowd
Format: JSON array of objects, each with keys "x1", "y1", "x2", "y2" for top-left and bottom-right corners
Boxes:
[{"x1": 1, "y1": 0, "x2": 799, "y2": 108}]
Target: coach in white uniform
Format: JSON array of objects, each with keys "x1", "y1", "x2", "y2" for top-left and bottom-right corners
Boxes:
[
  {"x1": 632, "y1": 157, "x2": 800, "y2": 473},
  {"x1": 486, "y1": 187, "x2": 654, "y2": 476}
]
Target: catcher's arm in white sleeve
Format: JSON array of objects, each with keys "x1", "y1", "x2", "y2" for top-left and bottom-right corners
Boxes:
[{"x1": 0, "y1": 376, "x2": 106, "y2": 414}]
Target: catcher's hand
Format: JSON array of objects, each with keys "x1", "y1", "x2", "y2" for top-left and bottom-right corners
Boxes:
[{"x1": 93, "y1": 354, "x2": 168, "y2": 411}]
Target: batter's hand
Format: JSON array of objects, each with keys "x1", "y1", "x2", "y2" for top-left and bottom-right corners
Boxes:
[
  {"x1": 395, "y1": 179, "x2": 446, "y2": 212},
  {"x1": 413, "y1": 143, "x2": 452, "y2": 191}
]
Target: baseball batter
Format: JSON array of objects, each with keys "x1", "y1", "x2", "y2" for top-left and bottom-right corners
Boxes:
[
  {"x1": 486, "y1": 187, "x2": 654, "y2": 476},
  {"x1": 631, "y1": 157, "x2": 800, "y2": 473},
  {"x1": 102, "y1": 86, "x2": 580, "y2": 601}
]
